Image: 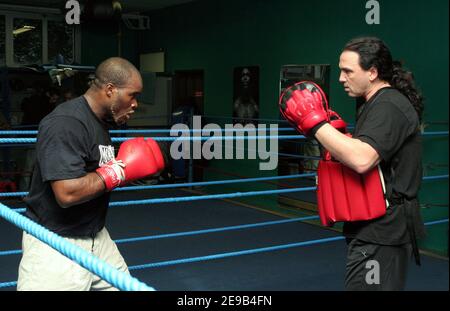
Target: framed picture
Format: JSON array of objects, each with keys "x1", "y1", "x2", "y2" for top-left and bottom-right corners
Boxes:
[{"x1": 233, "y1": 66, "x2": 259, "y2": 125}]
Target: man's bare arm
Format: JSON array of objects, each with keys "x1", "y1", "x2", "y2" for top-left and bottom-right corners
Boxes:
[{"x1": 51, "y1": 173, "x2": 106, "y2": 208}]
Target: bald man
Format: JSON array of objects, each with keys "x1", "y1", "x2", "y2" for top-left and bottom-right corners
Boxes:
[{"x1": 18, "y1": 57, "x2": 155, "y2": 291}]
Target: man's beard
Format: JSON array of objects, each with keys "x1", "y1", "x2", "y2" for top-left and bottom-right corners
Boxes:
[
  {"x1": 101, "y1": 102, "x2": 122, "y2": 129},
  {"x1": 110, "y1": 101, "x2": 129, "y2": 126}
]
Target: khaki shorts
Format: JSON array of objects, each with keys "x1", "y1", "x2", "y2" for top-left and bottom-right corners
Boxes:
[{"x1": 17, "y1": 227, "x2": 129, "y2": 291}]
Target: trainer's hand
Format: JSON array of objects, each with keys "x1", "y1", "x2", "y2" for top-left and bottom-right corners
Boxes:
[
  {"x1": 279, "y1": 81, "x2": 328, "y2": 136},
  {"x1": 328, "y1": 109, "x2": 347, "y2": 133},
  {"x1": 96, "y1": 137, "x2": 165, "y2": 191}
]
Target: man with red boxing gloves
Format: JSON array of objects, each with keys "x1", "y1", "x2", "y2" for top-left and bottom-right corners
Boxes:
[
  {"x1": 17, "y1": 57, "x2": 165, "y2": 291},
  {"x1": 280, "y1": 37, "x2": 425, "y2": 290}
]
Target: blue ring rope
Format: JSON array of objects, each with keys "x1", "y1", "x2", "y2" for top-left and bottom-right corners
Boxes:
[
  {"x1": 115, "y1": 216, "x2": 320, "y2": 243},
  {"x1": 1, "y1": 131, "x2": 448, "y2": 144},
  {"x1": 0, "y1": 282, "x2": 17, "y2": 288},
  {"x1": 2, "y1": 172, "x2": 447, "y2": 199},
  {"x1": 2, "y1": 215, "x2": 448, "y2": 257},
  {"x1": 0, "y1": 131, "x2": 38, "y2": 135},
  {"x1": 277, "y1": 152, "x2": 321, "y2": 160},
  {"x1": 9, "y1": 187, "x2": 317, "y2": 214},
  {"x1": 116, "y1": 173, "x2": 316, "y2": 191},
  {"x1": 108, "y1": 186, "x2": 318, "y2": 207},
  {"x1": 423, "y1": 174, "x2": 449, "y2": 181},
  {"x1": 5, "y1": 175, "x2": 448, "y2": 210},
  {"x1": 0, "y1": 128, "x2": 297, "y2": 136},
  {"x1": 0, "y1": 216, "x2": 447, "y2": 288},
  {"x1": 127, "y1": 216, "x2": 449, "y2": 270},
  {"x1": 424, "y1": 219, "x2": 449, "y2": 226},
  {"x1": 0, "y1": 203, "x2": 154, "y2": 291},
  {"x1": 106, "y1": 174, "x2": 450, "y2": 207},
  {"x1": 202, "y1": 115, "x2": 289, "y2": 123},
  {"x1": 129, "y1": 236, "x2": 347, "y2": 270},
  {"x1": 0, "y1": 216, "x2": 320, "y2": 256},
  {"x1": 115, "y1": 128, "x2": 294, "y2": 133},
  {"x1": 0, "y1": 144, "x2": 447, "y2": 287},
  {"x1": 115, "y1": 218, "x2": 450, "y2": 271},
  {"x1": 0, "y1": 135, "x2": 307, "y2": 144},
  {"x1": 0, "y1": 191, "x2": 28, "y2": 198},
  {"x1": 421, "y1": 131, "x2": 449, "y2": 136},
  {"x1": 0, "y1": 173, "x2": 316, "y2": 197},
  {"x1": 0, "y1": 249, "x2": 21, "y2": 256}
]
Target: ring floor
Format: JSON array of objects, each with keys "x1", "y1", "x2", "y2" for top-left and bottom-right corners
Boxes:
[{"x1": 0, "y1": 188, "x2": 448, "y2": 291}]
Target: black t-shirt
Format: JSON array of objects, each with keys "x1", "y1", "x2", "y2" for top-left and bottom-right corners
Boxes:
[
  {"x1": 25, "y1": 96, "x2": 115, "y2": 237},
  {"x1": 21, "y1": 94, "x2": 56, "y2": 127},
  {"x1": 343, "y1": 87, "x2": 426, "y2": 245}
]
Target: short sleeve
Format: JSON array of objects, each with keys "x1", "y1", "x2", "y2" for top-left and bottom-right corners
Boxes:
[
  {"x1": 37, "y1": 116, "x2": 89, "y2": 182},
  {"x1": 355, "y1": 100, "x2": 417, "y2": 162}
]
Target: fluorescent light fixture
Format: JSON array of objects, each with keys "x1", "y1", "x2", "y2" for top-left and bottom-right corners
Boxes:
[{"x1": 13, "y1": 25, "x2": 35, "y2": 36}]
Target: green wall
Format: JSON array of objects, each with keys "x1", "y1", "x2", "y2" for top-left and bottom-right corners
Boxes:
[
  {"x1": 142, "y1": 0, "x2": 448, "y2": 121},
  {"x1": 83, "y1": 0, "x2": 449, "y2": 256},
  {"x1": 80, "y1": 21, "x2": 140, "y2": 67}
]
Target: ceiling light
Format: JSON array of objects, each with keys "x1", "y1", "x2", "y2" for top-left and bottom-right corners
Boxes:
[{"x1": 13, "y1": 25, "x2": 35, "y2": 36}]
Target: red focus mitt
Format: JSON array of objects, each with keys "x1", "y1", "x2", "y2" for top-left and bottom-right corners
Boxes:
[{"x1": 279, "y1": 81, "x2": 329, "y2": 136}]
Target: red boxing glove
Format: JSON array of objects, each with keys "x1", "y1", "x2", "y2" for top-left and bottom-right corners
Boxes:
[
  {"x1": 328, "y1": 109, "x2": 347, "y2": 133},
  {"x1": 144, "y1": 138, "x2": 165, "y2": 173},
  {"x1": 279, "y1": 81, "x2": 329, "y2": 136},
  {"x1": 96, "y1": 137, "x2": 165, "y2": 191}
]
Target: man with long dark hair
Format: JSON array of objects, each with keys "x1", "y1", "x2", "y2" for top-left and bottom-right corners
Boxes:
[{"x1": 279, "y1": 37, "x2": 425, "y2": 290}]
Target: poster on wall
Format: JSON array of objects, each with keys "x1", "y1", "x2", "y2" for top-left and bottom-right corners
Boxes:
[{"x1": 233, "y1": 66, "x2": 259, "y2": 125}]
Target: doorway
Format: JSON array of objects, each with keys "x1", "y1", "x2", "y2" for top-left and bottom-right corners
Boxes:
[
  {"x1": 173, "y1": 70, "x2": 204, "y2": 115},
  {"x1": 172, "y1": 70, "x2": 205, "y2": 182}
]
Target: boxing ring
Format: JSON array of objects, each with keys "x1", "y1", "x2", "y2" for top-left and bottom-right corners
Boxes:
[{"x1": 0, "y1": 122, "x2": 448, "y2": 291}]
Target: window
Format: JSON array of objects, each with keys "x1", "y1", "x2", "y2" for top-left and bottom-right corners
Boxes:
[
  {"x1": 13, "y1": 18, "x2": 42, "y2": 64},
  {"x1": 48, "y1": 20, "x2": 74, "y2": 64},
  {"x1": 0, "y1": 10, "x2": 79, "y2": 67}
]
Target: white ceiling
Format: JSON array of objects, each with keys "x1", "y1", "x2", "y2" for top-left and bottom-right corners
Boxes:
[{"x1": 0, "y1": 0, "x2": 197, "y2": 13}]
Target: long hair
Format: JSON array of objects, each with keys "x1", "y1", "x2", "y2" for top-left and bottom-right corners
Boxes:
[{"x1": 343, "y1": 37, "x2": 424, "y2": 122}]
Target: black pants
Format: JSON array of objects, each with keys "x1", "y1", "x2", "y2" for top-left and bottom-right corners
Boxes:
[{"x1": 345, "y1": 238, "x2": 412, "y2": 291}]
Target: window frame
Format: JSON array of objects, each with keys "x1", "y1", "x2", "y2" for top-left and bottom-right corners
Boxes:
[{"x1": 0, "y1": 8, "x2": 80, "y2": 67}]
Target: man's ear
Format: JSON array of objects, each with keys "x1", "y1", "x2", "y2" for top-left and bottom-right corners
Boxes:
[
  {"x1": 105, "y1": 83, "x2": 115, "y2": 97},
  {"x1": 368, "y1": 66, "x2": 379, "y2": 82}
]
